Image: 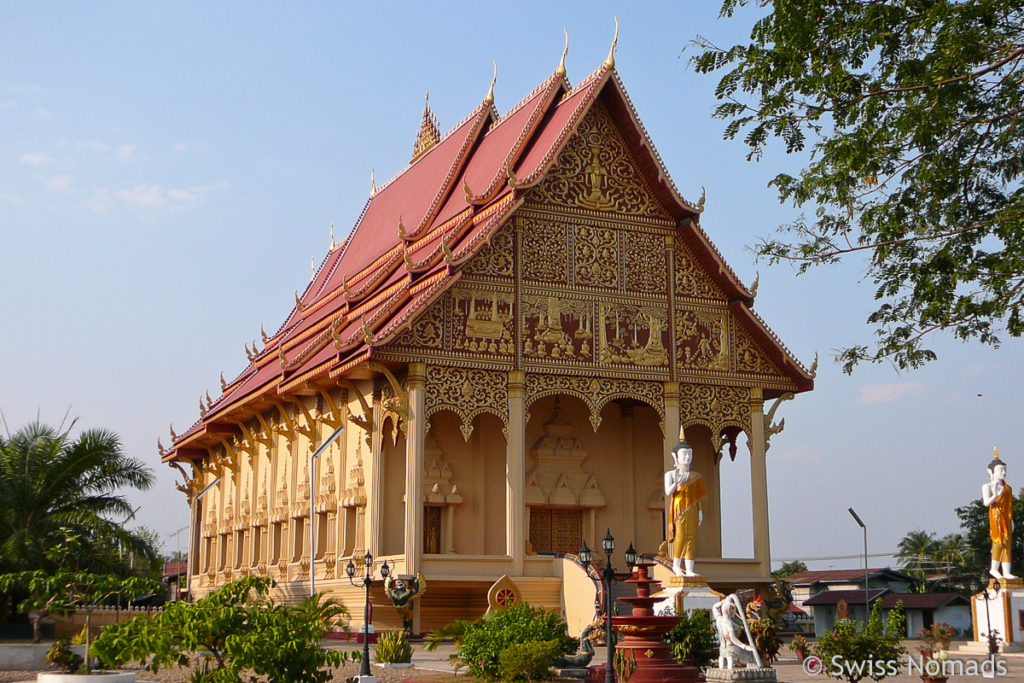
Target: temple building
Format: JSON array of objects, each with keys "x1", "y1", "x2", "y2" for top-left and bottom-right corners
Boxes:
[{"x1": 163, "y1": 44, "x2": 813, "y2": 634}]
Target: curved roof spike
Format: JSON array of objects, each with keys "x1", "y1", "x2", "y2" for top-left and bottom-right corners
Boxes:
[
  {"x1": 604, "y1": 17, "x2": 619, "y2": 69},
  {"x1": 220, "y1": 371, "x2": 227, "y2": 392},
  {"x1": 310, "y1": 255, "x2": 316, "y2": 281},
  {"x1": 696, "y1": 185, "x2": 706, "y2": 213},
  {"x1": 342, "y1": 279, "x2": 353, "y2": 300},
  {"x1": 361, "y1": 315, "x2": 375, "y2": 345},
  {"x1": 463, "y1": 177, "x2": 475, "y2": 202},
  {"x1": 484, "y1": 60, "x2": 497, "y2": 106},
  {"x1": 556, "y1": 28, "x2": 569, "y2": 77},
  {"x1": 329, "y1": 222, "x2": 335, "y2": 249},
  {"x1": 294, "y1": 289, "x2": 304, "y2": 312},
  {"x1": 260, "y1": 324, "x2": 268, "y2": 343},
  {"x1": 441, "y1": 235, "x2": 455, "y2": 264},
  {"x1": 278, "y1": 344, "x2": 288, "y2": 369},
  {"x1": 402, "y1": 242, "x2": 414, "y2": 269},
  {"x1": 370, "y1": 167, "x2": 377, "y2": 196}
]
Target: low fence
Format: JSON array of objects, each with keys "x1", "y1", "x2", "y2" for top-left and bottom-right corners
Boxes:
[{"x1": 52, "y1": 605, "x2": 164, "y2": 639}]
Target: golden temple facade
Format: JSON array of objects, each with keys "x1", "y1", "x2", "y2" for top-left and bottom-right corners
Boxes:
[{"x1": 164, "y1": 50, "x2": 813, "y2": 634}]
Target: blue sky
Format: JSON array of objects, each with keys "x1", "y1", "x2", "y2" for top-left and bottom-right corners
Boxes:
[{"x1": 3, "y1": 2, "x2": 1022, "y2": 571}]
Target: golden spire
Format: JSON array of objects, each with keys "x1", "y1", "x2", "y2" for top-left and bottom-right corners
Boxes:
[
  {"x1": 329, "y1": 222, "x2": 335, "y2": 250},
  {"x1": 556, "y1": 29, "x2": 569, "y2": 78},
  {"x1": 604, "y1": 17, "x2": 619, "y2": 69},
  {"x1": 370, "y1": 168, "x2": 378, "y2": 196},
  {"x1": 410, "y1": 91, "x2": 441, "y2": 163},
  {"x1": 484, "y1": 60, "x2": 497, "y2": 107}
]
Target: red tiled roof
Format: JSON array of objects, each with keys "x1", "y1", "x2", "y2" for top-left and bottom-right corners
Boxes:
[
  {"x1": 786, "y1": 568, "x2": 913, "y2": 585},
  {"x1": 878, "y1": 593, "x2": 968, "y2": 610},
  {"x1": 803, "y1": 589, "x2": 889, "y2": 606},
  {"x1": 166, "y1": 57, "x2": 813, "y2": 462}
]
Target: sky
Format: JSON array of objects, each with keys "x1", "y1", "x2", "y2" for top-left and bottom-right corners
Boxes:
[{"x1": 2, "y1": 2, "x2": 1022, "y2": 573}]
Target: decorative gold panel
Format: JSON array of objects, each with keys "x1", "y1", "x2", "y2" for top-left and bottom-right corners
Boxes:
[
  {"x1": 521, "y1": 217, "x2": 568, "y2": 285},
  {"x1": 451, "y1": 286, "x2": 514, "y2": 356},
  {"x1": 734, "y1": 323, "x2": 786, "y2": 378},
  {"x1": 573, "y1": 224, "x2": 619, "y2": 289},
  {"x1": 391, "y1": 296, "x2": 444, "y2": 350},
  {"x1": 673, "y1": 234, "x2": 728, "y2": 302},
  {"x1": 525, "y1": 373, "x2": 664, "y2": 432},
  {"x1": 675, "y1": 306, "x2": 729, "y2": 371},
  {"x1": 522, "y1": 294, "x2": 595, "y2": 363},
  {"x1": 424, "y1": 365, "x2": 509, "y2": 440},
  {"x1": 526, "y1": 102, "x2": 671, "y2": 220},
  {"x1": 597, "y1": 303, "x2": 669, "y2": 368},
  {"x1": 462, "y1": 227, "x2": 514, "y2": 278},
  {"x1": 625, "y1": 232, "x2": 668, "y2": 294},
  {"x1": 679, "y1": 383, "x2": 751, "y2": 437}
]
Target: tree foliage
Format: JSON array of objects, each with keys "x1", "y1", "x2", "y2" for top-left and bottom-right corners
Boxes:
[
  {"x1": 772, "y1": 560, "x2": 808, "y2": 577},
  {"x1": 0, "y1": 420, "x2": 156, "y2": 574},
  {"x1": 813, "y1": 601, "x2": 906, "y2": 683},
  {"x1": 91, "y1": 577, "x2": 353, "y2": 683},
  {"x1": 694, "y1": 0, "x2": 1024, "y2": 371}
]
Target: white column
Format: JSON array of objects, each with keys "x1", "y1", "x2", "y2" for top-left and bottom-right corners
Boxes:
[
  {"x1": 507, "y1": 371, "x2": 526, "y2": 575},
  {"x1": 748, "y1": 387, "x2": 771, "y2": 576},
  {"x1": 404, "y1": 363, "x2": 427, "y2": 571},
  {"x1": 662, "y1": 382, "x2": 680, "y2": 547}
]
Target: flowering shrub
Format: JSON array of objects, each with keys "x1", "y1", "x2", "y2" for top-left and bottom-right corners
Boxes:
[
  {"x1": 448, "y1": 602, "x2": 576, "y2": 680},
  {"x1": 813, "y1": 601, "x2": 906, "y2": 683},
  {"x1": 791, "y1": 633, "x2": 810, "y2": 660}
]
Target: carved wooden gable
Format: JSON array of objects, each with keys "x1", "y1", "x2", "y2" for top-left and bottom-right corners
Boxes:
[{"x1": 526, "y1": 102, "x2": 672, "y2": 221}]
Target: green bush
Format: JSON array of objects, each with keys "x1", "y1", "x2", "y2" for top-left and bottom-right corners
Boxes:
[
  {"x1": 750, "y1": 617, "x2": 782, "y2": 665},
  {"x1": 45, "y1": 639, "x2": 83, "y2": 673},
  {"x1": 374, "y1": 630, "x2": 413, "y2": 664},
  {"x1": 450, "y1": 602, "x2": 575, "y2": 680},
  {"x1": 813, "y1": 601, "x2": 906, "y2": 683},
  {"x1": 498, "y1": 640, "x2": 561, "y2": 682},
  {"x1": 91, "y1": 576, "x2": 350, "y2": 683},
  {"x1": 663, "y1": 609, "x2": 717, "y2": 673}
]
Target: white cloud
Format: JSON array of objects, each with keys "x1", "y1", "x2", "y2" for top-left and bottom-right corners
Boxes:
[
  {"x1": 40, "y1": 174, "x2": 74, "y2": 191},
  {"x1": 0, "y1": 191, "x2": 25, "y2": 206},
  {"x1": 772, "y1": 444, "x2": 819, "y2": 463},
  {"x1": 7, "y1": 85, "x2": 44, "y2": 95},
  {"x1": 114, "y1": 144, "x2": 136, "y2": 162},
  {"x1": 19, "y1": 151, "x2": 52, "y2": 165},
  {"x1": 84, "y1": 189, "x2": 115, "y2": 214},
  {"x1": 113, "y1": 181, "x2": 225, "y2": 212},
  {"x1": 857, "y1": 382, "x2": 925, "y2": 405},
  {"x1": 80, "y1": 141, "x2": 109, "y2": 152},
  {"x1": 116, "y1": 184, "x2": 165, "y2": 209}
]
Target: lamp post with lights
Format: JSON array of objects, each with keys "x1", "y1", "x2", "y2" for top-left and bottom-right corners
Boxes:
[
  {"x1": 580, "y1": 529, "x2": 637, "y2": 683},
  {"x1": 346, "y1": 551, "x2": 390, "y2": 682}
]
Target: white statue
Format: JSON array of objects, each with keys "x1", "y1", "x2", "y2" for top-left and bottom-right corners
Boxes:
[
  {"x1": 664, "y1": 439, "x2": 706, "y2": 577},
  {"x1": 712, "y1": 593, "x2": 762, "y2": 670},
  {"x1": 982, "y1": 447, "x2": 1017, "y2": 580}
]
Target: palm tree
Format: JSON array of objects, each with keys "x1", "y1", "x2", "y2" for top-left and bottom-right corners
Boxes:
[
  {"x1": 0, "y1": 420, "x2": 155, "y2": 574},
  {"x1": 896, "y1": 529, "x2": 938, "y2": 582}
]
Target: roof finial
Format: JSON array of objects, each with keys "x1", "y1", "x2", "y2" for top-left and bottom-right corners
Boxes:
[
  {"x1": 311, "y1": 255, "x2": 316, "y2": 280},
  {"x1": 484, "y1": 60, "x2": 497, "y2": 107},
  {"x1": 604, "y1": 17, "x2": 619, "y2": 69},
  {"x1": 370, "y1": 168, "x2": 377, "y2": 196},
  {"x1": 329, "y1": 222, "x2": 335, "y2": 249},
  {"x1": 556, "y1": 28, "x2": 569, "y2": 78},
  {"x1": 411, "y1": 92, "x2": 441, "y2": 163}
]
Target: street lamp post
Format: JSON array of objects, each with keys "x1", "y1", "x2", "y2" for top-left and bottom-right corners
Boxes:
[
  {"x1": 309, "y1": 425, "x2": 346, "y2": 597},
  {"x1": 848, "y1": 507, "x2": 869, "y2": 617},
  {"x1": 579, "y1": 530, "x2": 637, "y2": 683},
  {"x1": 981, "y1": 578, "x2": 1002, "y2": 656},
  {"x1": 346, "y1": 551, "x2": 390, "y2": 682}
]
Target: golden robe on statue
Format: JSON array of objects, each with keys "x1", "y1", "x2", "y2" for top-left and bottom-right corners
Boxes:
[
  {"x1": 990, "y1": 483, "x2": 1013, "y2": 563},
  {"x1": 668, "y1": 473, "x2": 706, "y2": 561}
]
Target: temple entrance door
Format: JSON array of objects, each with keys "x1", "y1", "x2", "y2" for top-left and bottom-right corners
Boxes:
[
  {"x1": 423, "y1": 505, "x2": 442, "y2": 554},
  {"x1": 529, "y1": 507, "x2": 582, "y2": 554}
]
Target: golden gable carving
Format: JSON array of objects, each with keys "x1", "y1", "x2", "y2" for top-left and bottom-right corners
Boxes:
[{"x1": 527, "y1": 103, "x2": 671, "y2": 220}]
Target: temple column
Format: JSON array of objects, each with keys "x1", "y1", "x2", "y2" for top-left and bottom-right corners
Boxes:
[
  {"x1": 404, "y1": 363, "x2": 427, "y2": 572},
  {"x1": 662, "y1": 382, "x2": 680, "y2": 546},
  {"x1": 620, "y1": 403, "x2": 636, "y2": 541},
  {"x1": 748, "y1": 387, "x2": 771, "y2": 576},
  {"x1": 507, "y1": 371, "x2": 526, "y2": 576}
]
